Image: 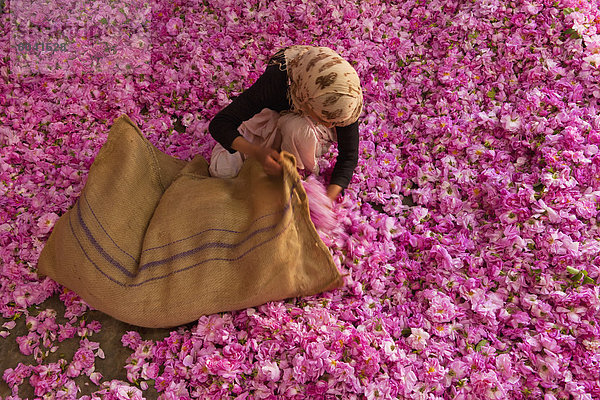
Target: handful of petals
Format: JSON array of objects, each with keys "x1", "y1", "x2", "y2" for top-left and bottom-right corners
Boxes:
[{"x1": 302, "y1": 175, "x2": 337, "y2": 234}]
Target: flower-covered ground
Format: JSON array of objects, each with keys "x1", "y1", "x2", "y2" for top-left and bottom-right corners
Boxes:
[{"x1": 2, "y1": 0, "x2": 600, "y2": 398}]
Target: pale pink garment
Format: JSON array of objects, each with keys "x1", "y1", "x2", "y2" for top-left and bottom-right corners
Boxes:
[{"x1": 209, "y1": 108, "x2": 336, "y2": 178}]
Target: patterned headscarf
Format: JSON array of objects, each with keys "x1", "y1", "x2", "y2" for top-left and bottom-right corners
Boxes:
[{"x1": 284, "y1": 45, "x2": 363, "y2": 127}]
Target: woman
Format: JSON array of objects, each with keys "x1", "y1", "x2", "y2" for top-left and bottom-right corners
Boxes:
[{"x1": 208, "y1": 45, "x2": 363, "y2": 201}]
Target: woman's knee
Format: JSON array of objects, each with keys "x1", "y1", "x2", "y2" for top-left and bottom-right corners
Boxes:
[{"x1": 209, "y1": 144, "x2": 244, "y2": 178}]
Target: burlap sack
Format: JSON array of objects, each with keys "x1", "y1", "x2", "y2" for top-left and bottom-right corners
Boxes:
[{"x1": 37, "y1": 114, "x2": 343, "y2": 328}]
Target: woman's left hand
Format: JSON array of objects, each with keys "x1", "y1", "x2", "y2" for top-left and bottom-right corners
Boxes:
[{"x1": 326, "y1": 184, "x2": 342, "y2": 202}]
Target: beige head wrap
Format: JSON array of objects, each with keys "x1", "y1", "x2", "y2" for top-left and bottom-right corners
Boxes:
[{"x1": 284, "y1": 46, "x2": 363, "y2": 127}]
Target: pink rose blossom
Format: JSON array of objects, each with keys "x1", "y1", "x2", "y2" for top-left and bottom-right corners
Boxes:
[
  {"x1": 260, "y1": 360, "x2": 281, "y2": 382},
  {"x1": 36, "y1": 212, "x2": 59, "y2": 235},
  {"x1": 166, "y1": 18, "x2": 182, "y2": 36},
  {"x1": 425, "y1": 291, "x2": 458, "y2": 323},
  {"x1": 407, "y1": 328, "x2": 430, "y2": 351}
]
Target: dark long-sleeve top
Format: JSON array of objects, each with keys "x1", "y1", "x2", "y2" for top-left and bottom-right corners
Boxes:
[{"x1": 208, "y1": 62, "x2": 360, "y2": 189}]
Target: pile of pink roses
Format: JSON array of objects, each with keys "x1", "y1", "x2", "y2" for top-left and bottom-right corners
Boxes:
[{"x1": 1, "y1": 0, "x2": 600, "y2": 398}]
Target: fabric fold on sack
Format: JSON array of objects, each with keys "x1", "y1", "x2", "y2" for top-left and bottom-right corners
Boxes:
[{"x1": 37, "y1": 114, "x2": 343, "y2": 328}]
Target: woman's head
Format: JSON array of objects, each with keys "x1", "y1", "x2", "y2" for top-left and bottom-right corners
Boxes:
[{"x1": 285, "y1": 46, "x2": 363, "y2": 127}]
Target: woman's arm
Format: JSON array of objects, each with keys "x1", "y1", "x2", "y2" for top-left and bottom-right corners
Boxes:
[
  {"x1": 328, "y1": 120, "x2": 360, "y2": 192},
  {"x1": 208, "y1": 64, "x2": 289, "y2": 154}
]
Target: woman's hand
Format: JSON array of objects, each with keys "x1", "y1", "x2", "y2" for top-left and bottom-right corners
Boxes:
[
  {"x1": 326, "y1": 184, "x2": 342, "y2": 202},
  {"x1": 254, "y1": 147, "x2": 282, "y2": 176},
  {"x1": 231, "y1": 137, "x2": 282, "y2": 176}
]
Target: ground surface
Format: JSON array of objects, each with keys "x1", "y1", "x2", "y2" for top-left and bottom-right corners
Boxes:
[{"x1": 1, "y1": 295, "x2": 174, "y2": 398}]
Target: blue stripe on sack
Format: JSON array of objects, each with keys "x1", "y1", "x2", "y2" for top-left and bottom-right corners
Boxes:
[
  {"x1": 80, "y1": 187, "x2": 291, "y2": 256},
  {"x1": 138, "y1": 196, "x2": 293, "y2": 271},
  {"x1": 82, "y1": 193, "x2": 138, "y2": 263},
  {"x1": 69, "y1": 203, "x2": 295, "y2": 288},
  {"x1": 76, "y1": 200, "x2": 135, "y2": 278},
  {"x1": 71, "y1": 182, "x2": 297, "y2": 286},
  {"x1": 139, "y1": 220, "x2": 280, "y2": 271},
  {"x1": 142, "y1": 206, "x2": 286, "y2": 253},
  {"x1": 69, "y1": 209, "x2": 128, "y2": 287},
  {"x1": 129, "y1": 216, "x2": 295, "y2": 287}
]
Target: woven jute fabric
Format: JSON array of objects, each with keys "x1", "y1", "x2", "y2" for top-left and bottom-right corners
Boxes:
[{"x1": 37, "y1": 114, "x2": 343, "y2": 328}]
